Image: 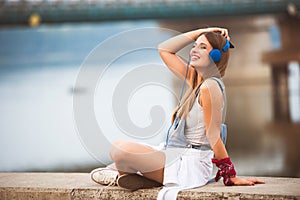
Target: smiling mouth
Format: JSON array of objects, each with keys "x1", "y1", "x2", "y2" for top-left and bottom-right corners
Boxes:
[{"x1": 191, "y1": 55, "x2": 200, "y2": 61}]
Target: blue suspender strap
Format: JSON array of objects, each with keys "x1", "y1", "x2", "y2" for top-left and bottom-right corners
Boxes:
[{"x1": 165, "y1": 59, "x2": 190, "y2": 149}]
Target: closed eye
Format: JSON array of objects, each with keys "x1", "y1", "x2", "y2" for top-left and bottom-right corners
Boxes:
[{"x1": 192, "y1": 42, "x2": 207, "y2": 49}]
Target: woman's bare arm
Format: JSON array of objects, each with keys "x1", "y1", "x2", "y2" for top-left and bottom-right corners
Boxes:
[{"x1": 200, "y1": 79, "x2": 265, "y2": 186}]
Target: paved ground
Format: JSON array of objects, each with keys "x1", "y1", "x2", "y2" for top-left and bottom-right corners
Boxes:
[{"x1": 0, "y1": 173, "x2": 299, "y2": 199}]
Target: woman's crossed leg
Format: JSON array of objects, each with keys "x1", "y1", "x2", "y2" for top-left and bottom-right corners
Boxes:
[{"x1": 109, "y1": 140, "x2": 165, "y2": 184}]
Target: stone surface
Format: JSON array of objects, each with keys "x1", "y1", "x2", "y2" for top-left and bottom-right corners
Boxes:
[{"x1": 0, "y1": 173, "x2": 299, "y2": 200}]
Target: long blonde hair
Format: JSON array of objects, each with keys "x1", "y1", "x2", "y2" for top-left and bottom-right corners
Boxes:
[{"x1": 171, "y1": 32, "x2": 230, "y2": 123}]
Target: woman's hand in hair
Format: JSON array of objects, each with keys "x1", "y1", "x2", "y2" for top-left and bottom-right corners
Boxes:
[{"x1": 204, "y1": 27, "x2": 230, "y2": 40}]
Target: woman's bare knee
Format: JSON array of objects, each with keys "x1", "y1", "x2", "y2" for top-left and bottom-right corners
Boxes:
[
  {"x1": 109, "y1": 140, "x2": 127, "y2": 162},
  {"x1": 109, "y1": 140, "x2": 141, "y2": 162},
  {"x1": 109, "y1": 140, "x2": 137, "y2": 173}
]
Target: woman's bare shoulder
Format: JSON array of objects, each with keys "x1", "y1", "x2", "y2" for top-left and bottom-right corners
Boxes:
[
  {"x1": 200, "y1": 78, "x2": 223, "y2": 101},
  {"x1": 201, "y1": 78, "x2": 221, "y2": 91}
]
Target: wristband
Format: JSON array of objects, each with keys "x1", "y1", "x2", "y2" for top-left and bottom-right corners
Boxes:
[{"x1": 212, "y1": 157, "x2": 236, "y2": 186}]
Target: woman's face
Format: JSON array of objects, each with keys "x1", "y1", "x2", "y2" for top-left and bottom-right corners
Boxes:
[{"x1": 189, "y1": 34, "x2": 213, "y2": 68}]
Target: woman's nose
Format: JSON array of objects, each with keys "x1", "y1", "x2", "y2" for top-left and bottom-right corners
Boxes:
[{"x1": 190, "y1": 47, "x2": 198, "y2": 54}]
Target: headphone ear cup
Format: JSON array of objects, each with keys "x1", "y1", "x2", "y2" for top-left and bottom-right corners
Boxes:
[{"x1": 209, "y1": 49, "x2": 222, "y2": 62}]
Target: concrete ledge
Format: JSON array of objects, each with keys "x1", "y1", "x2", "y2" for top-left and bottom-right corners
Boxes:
[{"x1": 0, "y1": 173, "x2": 299, "y2": 200}]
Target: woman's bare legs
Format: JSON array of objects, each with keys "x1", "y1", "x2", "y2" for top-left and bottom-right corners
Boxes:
[{"x1": 109, "y1": 140, "x2": 165, "y2": 184}]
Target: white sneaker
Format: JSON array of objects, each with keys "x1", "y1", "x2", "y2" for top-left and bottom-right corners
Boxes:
[{"x1": 90, "y1": 167, "x2": 118, "y2": 186}]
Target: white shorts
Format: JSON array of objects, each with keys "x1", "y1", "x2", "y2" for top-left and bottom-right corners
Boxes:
[
  {"x1": 162, "y1": 147, "x2": 213, "y2": 187},
  {"x1": 147, "y1": 143, "x2": 214, "y2": 187}
]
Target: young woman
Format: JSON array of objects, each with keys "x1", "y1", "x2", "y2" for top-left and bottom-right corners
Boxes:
[{"x1": 90, "y1": 27, "x2": 264, "y2": 199}]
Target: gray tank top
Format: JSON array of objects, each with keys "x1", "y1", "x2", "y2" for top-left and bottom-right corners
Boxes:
[
  {"x1": 184, "y1": 84, "x2": 208, "y2": 145},
  {"x1": 184, "y1": 78, "x2": 226, "y2": 145}
]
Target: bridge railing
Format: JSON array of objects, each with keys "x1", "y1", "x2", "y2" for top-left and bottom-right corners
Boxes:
[{"x1": 0, "y1": 0, "x2": 299, "y2": 24}]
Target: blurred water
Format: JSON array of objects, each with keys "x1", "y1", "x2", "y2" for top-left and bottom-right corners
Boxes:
[
  {"x1": 0, "y1": 20, "x2": 299, "y2": 177},
  {"x1": 0, "y1": 20, "x2": 182, "y2": 172}
]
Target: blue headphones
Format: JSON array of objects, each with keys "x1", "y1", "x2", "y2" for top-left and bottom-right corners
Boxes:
[{"x1": 209, "y1": 39, "x2": 230, "y2": 63}]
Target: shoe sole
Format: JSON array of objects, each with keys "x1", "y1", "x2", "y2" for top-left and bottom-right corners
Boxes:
[{"x1": 117, "y1": 173, "x2": 162, "y2": 191}]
